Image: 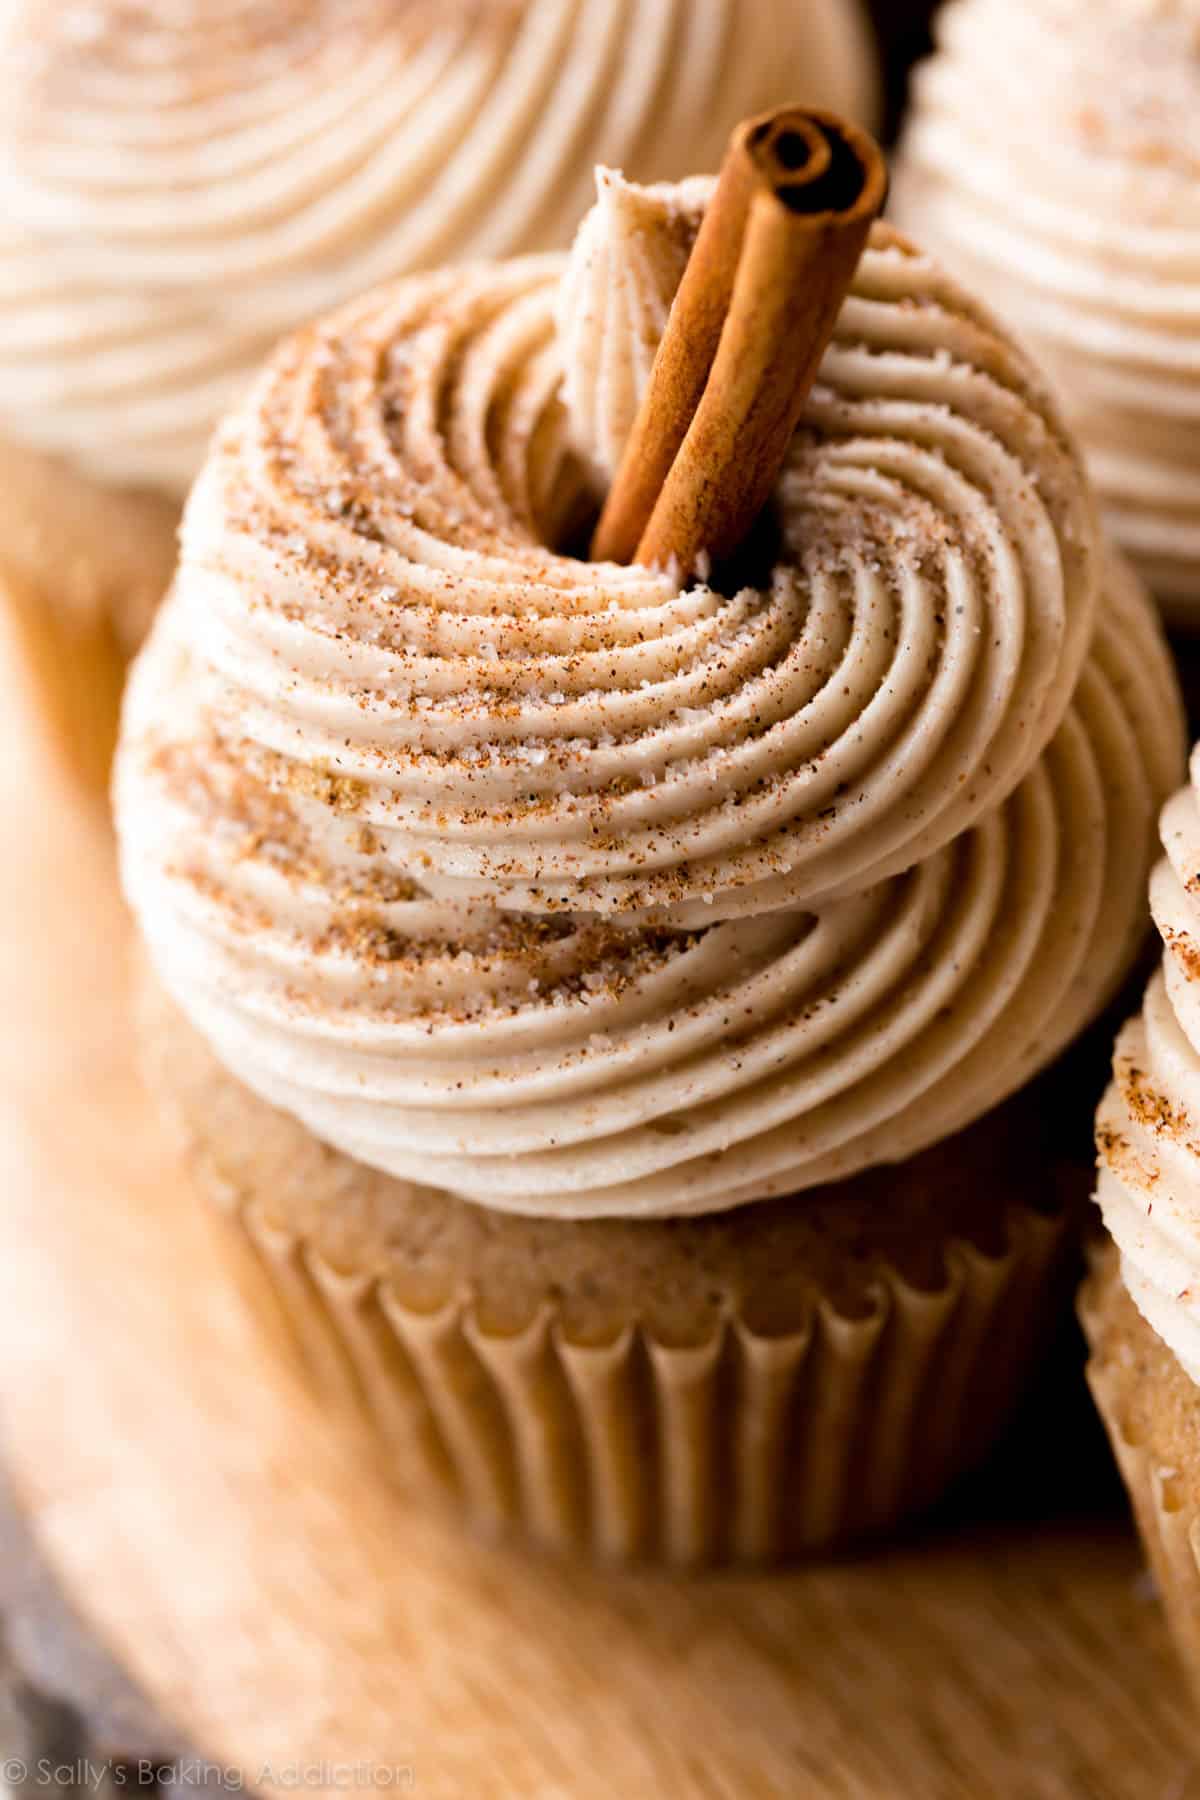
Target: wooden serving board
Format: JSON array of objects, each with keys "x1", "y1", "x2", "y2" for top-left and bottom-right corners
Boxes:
[{"x1": 0, "y1": 623, "x2": 1198, "y2": 1800}]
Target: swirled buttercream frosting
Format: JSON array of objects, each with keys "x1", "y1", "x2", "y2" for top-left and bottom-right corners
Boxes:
[
  {"x1": 115, "y1": 189, "x2": 1184, "y2": 1219},
  {"x1": 0, "y1": 0, "x2": 877, "y2": 496},
  {"x1": 893, "y1": 0, "x2": 1200, "y2": 621},
  {"x1": 1095, "y1": 723, "x2": 1200, "y2": 1382}
]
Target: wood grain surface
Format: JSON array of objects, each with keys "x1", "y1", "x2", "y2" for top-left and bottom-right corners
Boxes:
[{"x1": 0, "y1": 622, "x2": 1198, "y2": 1800}]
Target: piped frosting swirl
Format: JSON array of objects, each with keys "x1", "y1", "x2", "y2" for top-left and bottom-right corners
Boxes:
[
  {"x1": 1096, "y1": 719, "x2": 1200, "y2": 1380},
  {"x1": 116, "y1": 183, "x2": 1183, "y2": 1219},
  {"x1": 0, "y1": 0, "x2": 877, "y2": 494},
  {"x1": 129, "y1": 224, "x2": 1101, "y2": 923},
  {"x1": 894, "y1": 0, "x2": 1200, "y2": 620}
]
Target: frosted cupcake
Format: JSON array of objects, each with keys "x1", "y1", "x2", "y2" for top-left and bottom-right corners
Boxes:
[
  {"x1": 1, "y1": 0, "x2": 878, "y2": 779},
  {"x1": 1085, "y1": 724, "x2": 1200, "y2": 1687},
  {"x1": 116, "y1": 117, "x2": 1183, "y2": 1562},
  {"x1": 1, "y1": 0, "x2": 878, "y2": 498},
  {"x1": 892, "y1": 0, "x2": 1200, "y2": 624}
]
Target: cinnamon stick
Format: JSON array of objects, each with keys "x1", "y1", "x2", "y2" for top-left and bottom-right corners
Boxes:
[{"x1": 590, "y1": 109, "x2": 888, "y2": 575}]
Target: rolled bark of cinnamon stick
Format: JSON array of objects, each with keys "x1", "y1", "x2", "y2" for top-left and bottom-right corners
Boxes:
[{"x1": 591, "y1": 109, "x2": 888, "y2": 576}]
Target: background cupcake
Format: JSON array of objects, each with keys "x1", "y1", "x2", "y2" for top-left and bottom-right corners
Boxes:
[
  {"x1": 0, "y1": 0, "x2": 879, "y2": 779},
  {"x1": 892, "y1": 0, "x2": 1200, "y2": 626},
  {"x1": 112, "y1": 140, "x2": 1184, "y2": 1561},
  {"x1": 0, "y1": 0, "x2": 879, "y2": 500}
]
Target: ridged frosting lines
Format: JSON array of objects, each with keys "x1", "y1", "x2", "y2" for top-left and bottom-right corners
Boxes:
[
  {"x1": 116, "y1": 192, "x2": 1185, "y2": 1220},
  {"x1": 0, "y1": 0, "x2": 876, "y2": 492},
  {"x1": 1097, "y1": 711, "x2": 1200, "y2": 1379},
  {"x1": 894, "y1": 0, "x2": 1200, "y2": 618},
  {"x1": 119, "y1": 550, "x2": 1182, "y2": 1218},
  {"x1": 158, "y1": 231, "x2": 1099, "y2": 925}
]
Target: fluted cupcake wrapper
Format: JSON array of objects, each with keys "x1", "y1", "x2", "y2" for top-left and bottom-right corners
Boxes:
[
  {"x1": 206, "y1": 1190, "x2": 1068, "y2": 1567},
  {"x1": 1081, "y1": 1252, "x2": 1200, "y2": 1692}
]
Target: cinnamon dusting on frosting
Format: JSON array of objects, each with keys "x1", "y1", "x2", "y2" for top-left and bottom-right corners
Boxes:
[
  {"x1": 115, "y1": 186, "x2": 1184, "y2": 1220},
  {"x1": 0, "y1": 0, "x2": 877, "y2": 492}
]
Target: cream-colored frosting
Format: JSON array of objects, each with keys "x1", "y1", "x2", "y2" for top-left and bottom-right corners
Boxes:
[
  {"x1": 557, "y1": 171, "x2": 711, "y2": 489},
  {"x1": 123, "y1": 231, "x2": 1102, "y2": 927},
  {"x1": 120, "y1": 552, "x2": 1181, "y2": 1217},
  {"x1": 1095, "y1": 716, "x2": 1200, "y2": 1380},
  {"x1": 0, "y1": 0, "x2": 877, "y2": 496},
  {"x1": 1097, "y1": 982, "x2": 1200, "y2": 1383},
  {"x1": 893, "y1": 0, "x2": 1200, "y2": 623},
  {"x1": 115, "y1": 186, "x2": 1184, "y2": 1219}
]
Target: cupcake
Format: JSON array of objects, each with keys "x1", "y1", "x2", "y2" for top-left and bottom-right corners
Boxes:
[
  {"x1": 1086, "y1": 714, "x2": 1200, "y2": 1681},
  {"x1": 115, "y1": 122, "x2": 1184, "y2": 1563},
  {"x1": 1081, "y1": 1249, "x2": 1200, "y2": 1693},
  {"x1": 0, "y1": 0, "x2": 878, "y2": 499},
  {"x1": 0, "y1": 0, "x2": 879, "y2": 781},
  {"x1": 892, "y1": 0, "x2": 1200, "y2": 625}
]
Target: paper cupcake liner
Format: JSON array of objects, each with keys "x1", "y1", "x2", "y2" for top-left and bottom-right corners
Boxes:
[
  {"x1": 1081, "y1": 1250, "x2": 1200, "y2": 1690},
  {"x1": 203, "y1": 1187, "x2": 1068, "y2": 1566}
]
